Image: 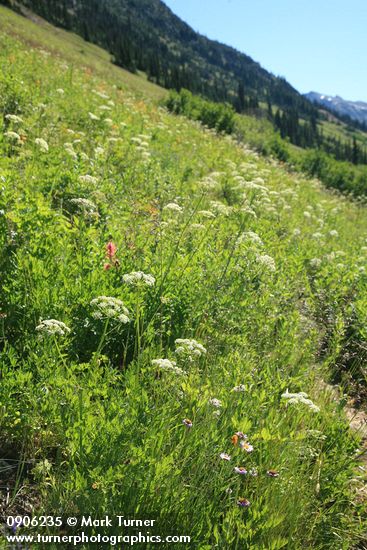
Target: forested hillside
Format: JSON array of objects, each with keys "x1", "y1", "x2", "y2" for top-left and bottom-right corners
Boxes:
[
  {"x1": 1, "y1": 0, "x2": 308, "y2": 109},
  {"x1": 4, "y1": 0, "x2": 367, "y2": 169}
]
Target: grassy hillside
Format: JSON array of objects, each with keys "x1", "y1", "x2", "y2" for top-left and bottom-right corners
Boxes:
[
  {"x1": 0, "y1": 6, "x2": 366, "y2": 548},
  {"x1": 1, "y1": 0, "x2": 314, "y2": 112},
  {"x1": 6, "y1": 0, "x2": 367, "y2": 167},
  {"x1": 0, "y1": 4, "x2": 166, "y2": 101}
]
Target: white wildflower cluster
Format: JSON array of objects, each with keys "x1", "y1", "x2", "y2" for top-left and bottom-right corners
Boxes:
[
  {"x1": 79, "y1": 174, "x2": 98, "y2": 185},
  {"x1": 237, "y1": 231, "x2": 263, "y2": 247},
  {"x1": 5, "y1": 114, "x2": 23, "y2": 124},
  {"x1": 256, "y1": 254, "x2": 276, "y2": 272},
  {"x1": 209, "y1": 200, "x2": 232, "y2": 216},
  {"x1": 93, "y1": 90, "x2": 110, "y2": 100},
  {"x1": 197, "y1": 210, "x2": 216, "y2": 219},
  {"x1": 281, "y1": 390, "x2": 320, "y2": 413},
  {"x1": 36, "y1": 319, "x2": 71, "y2": 336},
  {"x1": 130, "y1": 135, "x2": 151, "y2": 160},
  {"x1": 90, "y1": 296, "x2": 130, "y2": 323},
  {"x1": 209, "y1": 398, "x2": 222, "y2": 408},
  {"x1": 312, "y1": 232, "x2": 323, "y2": 240},
  {"x1": 89, "y1": 112, "x2": 100, "y2": 121},
  {"x1": 199, "y1": 173, "x2": 221, "y2": 190},
  {"x1": 232, "y1": 174, "x2": 245, "y2": 186},
  {"x1": 4, "y1": 131, "x2": 21, "y2": 142},
  {"x1": 35, "y1": 138, "x2": 49, "y2": 152},
  {"x1": 64, "y1": 142, "x2": 77, "y2": 159},
  {"x1": 240, "y1": 204, "x2": 257, "y2": 218},
  {"x1": 122, "y1": 271, "x2": 156, "y2": 287},
  {"x1": 175, "y1": 338, "x2": 207, "y2": 361},
  {"x1": 310, "y1": 258, "x2": 322, "y2": 269},
  {"x1": 232, "y1": 384, "x2": 246, "y2": 392},
  {"x1": 164, "y1": 202, "x2": 183, "y2": 213},
  {"x1": 70, "y1": 198, "x2": 98, "y2": 217},
  {"x1": 151, "y1": 358, "x2": 186, "y2": 376},
  {"x1": 242, "y1": 181, "x2": 268, "y2": 193}
]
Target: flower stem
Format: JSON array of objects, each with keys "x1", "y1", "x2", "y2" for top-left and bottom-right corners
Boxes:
[{"x1": 94, "y1": 318, "x2": 110, "y2": 365}]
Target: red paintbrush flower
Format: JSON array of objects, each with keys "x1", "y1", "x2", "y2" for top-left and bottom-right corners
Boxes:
[{"x1": 106, "y1": 241, "x2": 117, "y2": 259}]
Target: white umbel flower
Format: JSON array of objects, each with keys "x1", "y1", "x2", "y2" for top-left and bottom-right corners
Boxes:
[
  {"x1": 35, "y1": 138, "x2": 49, "y2": 152},
  {"x1": 237, "y1": 231, "x2": 263, "y2": 246},
  {"x1": 88, "y1": 112, "x2": 100, "y2": 121},
  {"x1": 256, "y1": 254, "x2": 276, "y2": 272},
  {"x1": 175, "y1": 338, "x2": 207, "y2": 360},
  {"x1": 122, "y1": 271, "x2": 156, "y2": 287},
  {"x1": 310, "y1": 258, "x2": 322, "y2": 268},
  {"x1": 281, "y1": 390, "x2": 320, "y2": 413},
  {"x1": 197, "y1": 210, "x2": 215, "y2": 219},
  {"x1": 79, "y1": 174, "x2": 98, "y2": 185},
  {"x1": 70, "y1": 198, "x2": 97, "y2": 216},
  {"x1": 164, "y1": 202, "x2": 183, "y2": 213},
  {"x1": 151, "y1": 358, "x2": 186, "y2": 376},
  {"x1": 209, "y1": 398, "x2": 222, "y2": 408},
  {"x1": 5, "y1": 114, "x2": 23, "y2": 123},
  {"x1": 232, "y1": 384, "x2": 246, "y2": 392},
  {"x1": 36, "y1": 319, "x2": 71, "y2": 336},
  {"x1": 90, "y1": 296, "x2": 130, "y2": 323},
  {"x1": 4, "y1": 131, "x2": 21, "y2": 141}
]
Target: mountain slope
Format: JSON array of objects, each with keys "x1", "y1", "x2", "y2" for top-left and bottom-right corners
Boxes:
[
  {"x1": 306, "y1": 91, "x2": 367, "y2": 127},
  {"x1": 1, "y1": 0, "x2": 316, "y2": 117},
  {"x1": 6, "y1": 0, "x2": 367, "y2": 164},
  {"x1": 0, "y1": 5, "x2": 366, "y2": 546}
]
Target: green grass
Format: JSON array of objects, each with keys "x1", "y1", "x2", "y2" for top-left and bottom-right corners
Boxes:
[
  {"x1": 320, "y1": 118, "x2": 367, "y2": 147},
  {"x1": 0, "y1": 5, "x2": 366, "y2": 549},
  {"x1": 0, "y1": 5, "x2": 166, "y2": 101}
]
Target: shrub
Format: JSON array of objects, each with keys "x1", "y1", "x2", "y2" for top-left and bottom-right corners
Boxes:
[{"x1": 165, "y1": 89, "x2": 235, "y2": 134}]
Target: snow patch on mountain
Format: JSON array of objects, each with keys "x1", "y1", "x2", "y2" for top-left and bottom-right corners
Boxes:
[{"x1": 305, "y1": 91, "x2": 367, "y2": 126}]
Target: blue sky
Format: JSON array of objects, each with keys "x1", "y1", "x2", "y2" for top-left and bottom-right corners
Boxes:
[{"x1": 163, "y1": 0, "x2": 367, "y2": 101}]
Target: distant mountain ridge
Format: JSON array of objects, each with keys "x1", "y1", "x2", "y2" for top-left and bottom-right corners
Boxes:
[{"x1": 305, "y1": 91, "x2": 367, "y2": 127}]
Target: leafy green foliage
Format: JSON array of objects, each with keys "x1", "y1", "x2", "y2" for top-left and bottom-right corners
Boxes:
[
  {"x1": 165, "y1": 89, "x2": 235, "y2": 134},
  {"x1": 236, "y1": 114, "x2": 367, "y2": 198}
]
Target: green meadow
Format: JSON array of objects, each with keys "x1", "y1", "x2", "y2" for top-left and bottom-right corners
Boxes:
[{"x1": 0, "y1": 5, "x2": 366, "y2": 548}]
